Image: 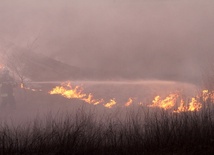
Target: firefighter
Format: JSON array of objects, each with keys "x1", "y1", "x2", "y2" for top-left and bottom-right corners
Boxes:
[{"x1": 0, "y1": 68, "x2": 16, "y2": 108}]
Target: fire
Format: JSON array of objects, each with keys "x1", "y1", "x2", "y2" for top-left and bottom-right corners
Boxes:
[
  {"x1": 210, "y1": 91, "x2": 214, "y2": 103},
  {"x1": 21, "y1": 83, "x2": 24, "y2": 89},
  {"x1": 149, "y1": 93, "x2": 179, "y2": 110},
  {"x1": 82, "y1": 93, "x2": 104, "y2": 105},
  {"x1": 202, "y1": 90, "x2": 209, "y2": 102},
  {"x1": 48, "y1": 82, "x2": 214, "y2": 112},
  {"x1": 173, "y1": 99, "x2": 188, "y2": 113},
  {"x1": 201, "y1": 90, "x2": 214, "y2": 103},
  {"x1": 104, "y1": 99, "x2": 117, "y2": 108},
  {"x1": 49, "y1": 84, "x2": 86, "y2": 99},
  {"x1": 188, "y1": 97, "x2": 202, "y2": 111},
  {"x1": 125, "y1": 98, "x2": 133, "y2": 107},
  {"x1": 149, "y1": 91, "x2": 207, "y2": 113},
  {"x1": 49, "y1": 82, "x2": 104, "y2": 105},
  {"x1": 173, "y1": 98, "x2": 202, "y2": 113}
]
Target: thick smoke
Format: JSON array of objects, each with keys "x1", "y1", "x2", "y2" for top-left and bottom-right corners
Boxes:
[
  {"x1": 0, "y1": 0, "x2": 214, "y2": 83},
  {"x1": 0, "y1": 0, "x2": 214, "y2": 128}
]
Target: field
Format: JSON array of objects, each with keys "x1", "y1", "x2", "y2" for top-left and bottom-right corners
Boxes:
[{"x1": 0, "y1": 81, "x2": 214, "y2": 154}]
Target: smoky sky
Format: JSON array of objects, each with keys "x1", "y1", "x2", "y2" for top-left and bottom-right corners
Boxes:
[{"x1": 0, "y1": 0, "x2": 214, "y2": 82}]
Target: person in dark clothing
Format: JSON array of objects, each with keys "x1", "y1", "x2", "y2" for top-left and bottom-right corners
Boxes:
[{"x1": 0, "y1": 68, "x2": 16, "y2": 108}]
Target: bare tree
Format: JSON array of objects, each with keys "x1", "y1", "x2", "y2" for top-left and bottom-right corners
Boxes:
[{"x1": 0, "y1": 35, "x2": 40, "y2": 87}]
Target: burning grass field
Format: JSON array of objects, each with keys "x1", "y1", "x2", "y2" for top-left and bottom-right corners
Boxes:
[{"x1": 0, "y1": 80, "x2": 214, "y2": 154}]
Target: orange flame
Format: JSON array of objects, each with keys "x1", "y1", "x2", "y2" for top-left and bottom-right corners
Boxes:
[
  {"x1": 49, "y1": 85, "x2": 86, "y2": 99},
  {"x1": 202, "y1": 90, "x2": 209, "y2": 102},
  {"x1": 173, "y1": 99, "x2": 188, "y2": 113},
  {"x1": 210, "y1": 91, "x2": 214, "y2": 103},
  {"x1": 125, "y1": 98, "x2": 133, "y2": 107},
  {"x1": 173, "y1": 98, "x2": 202, "y2": 113},
  {"x1": 48, "y1": 82, "x2": 214, "y2": 112},
  {"x1": 82, "y1": 93, "x2": 104, "y2": 105},
  {"x1": 104, "y1": 99, "x2": 117, "y2": 108},
  {"x1": 21, "y1": 83, "x2": 24, "y2": 89},
  {"x1": 201, "y1": 90, "x2": 214, "y2": 103},
  {"x1": 149, "y1": 91, "x2": 205, "y2": 113},
  {"x1": 149, "y1": 93, "x2": 179, "y2": 110},
  {"x1": 49, "y1": 82, "x2": 104, "y2": 105},
  {"x1": 188, "y1": 97, "x2": 202, "y2": 111}
]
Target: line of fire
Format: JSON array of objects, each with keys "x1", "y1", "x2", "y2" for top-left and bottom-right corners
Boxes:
[
  {"x1": 0, "y1": 62, "x2": 213, "y2": 113},
  {"x1": 49, "y1": 82, "x2": 214, "y2": 112}
]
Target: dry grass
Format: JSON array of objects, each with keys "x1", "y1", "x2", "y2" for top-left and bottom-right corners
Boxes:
[{"x1": 0, "y1": 104, "x2": 214, "y2": 155}]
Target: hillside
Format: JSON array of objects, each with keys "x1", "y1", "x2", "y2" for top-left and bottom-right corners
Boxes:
[{"x1": 7, "y1": 51, "x2": 82, "y2": 81}]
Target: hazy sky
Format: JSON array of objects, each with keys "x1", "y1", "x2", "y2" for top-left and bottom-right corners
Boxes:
[{"x1": 0, "y1": 0, "x2": 214, "y2": 82}]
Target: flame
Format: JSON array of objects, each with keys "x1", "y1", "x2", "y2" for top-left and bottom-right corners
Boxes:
[
  {"x1": 188, "y1": 97, "x2": 202, "y2": 112},
  {"x1": 150, "y1": 95, "x2": 161, "y2": 107},
  {"x1": 173, "y1": 99, "x2": 188, "y2": 113},
  {"x1": 173, "y1": 98, "x2": 202, "y2": 113},
  {"x1": 125, "y1": 98, "x2": 133, "y2": 107},
  {"x1": 49, "y1": 85, "x2": 86, "y2": 99},
  {"x1": 201, "y1": 89, "x2": 214, "y2": 103},
  {"x1": 49, "y1": 82, "x2": 123, "y2": 108},
  {"x1": 139, "y1": 102, "x2": 143, "y2": 106},
  {"x1": 21, "y1": 83, "x2": 24, "y2": 88},
  {"x1": 210, "y1": 91, "x2": 214, "y2": 103},
  {"x1": 104, "y1": 99, "x2": 117, "y2": 108},
  {"x1": 82, "y1": 93, "x2": 104, "y2": 105},
  {"x1": 149, "y1": 93, "x2": 179, "y2": 110},
  {"x1": 149, "y1": 91, "x2": 205, "y2": 113},
  {"x1": 202, "y1": 90, "x2": 209, "y2": 102},
  {"x1": 49, "y1": 82, "x2": 104, "y2": 105},
  {"x1": 48, "y1": 82, "x2": 214, "y2": 112}
]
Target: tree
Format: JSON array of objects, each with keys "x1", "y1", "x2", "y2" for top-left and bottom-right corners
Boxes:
[{"x1": 0, "y1": 36, "x2": 40, "y2": 87}]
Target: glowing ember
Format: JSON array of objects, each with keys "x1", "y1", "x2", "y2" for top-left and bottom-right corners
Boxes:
[
  {"x1": 139, "y1": 102, "x2": 143, "y2": 106},
  {"x1": 21, "y1": 83, "x2": 24, "y2": 89},
  {"x1": 125, "y1": 98, "x2": 133, "y2": 107},
  {"x1": 104, "y1": 99, "x2": 117, "y2": 108}
]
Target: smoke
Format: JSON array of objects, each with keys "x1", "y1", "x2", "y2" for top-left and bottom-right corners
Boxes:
[{"x1": 0, "y1": 0, "x2": 214, "y2": 83}]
